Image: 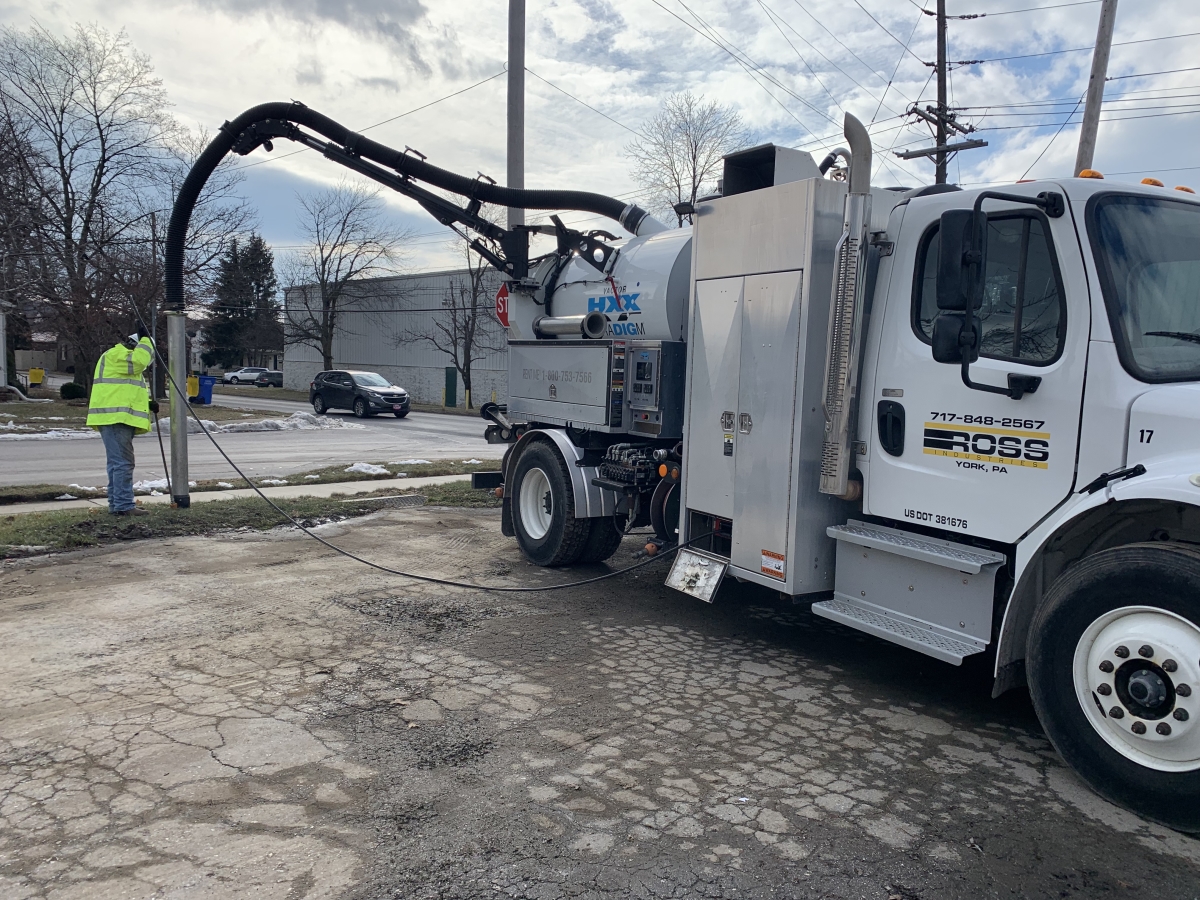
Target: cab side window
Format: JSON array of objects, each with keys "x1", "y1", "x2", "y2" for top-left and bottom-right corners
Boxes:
[{"x1": 914, "y1": 212, "x2": 1067, "y2": 364}]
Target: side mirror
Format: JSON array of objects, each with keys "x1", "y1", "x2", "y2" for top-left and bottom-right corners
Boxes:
[
  {"x1": 932, "y1": 312, "x2": 981, "y2": 364},
  {"x1": 936, "y1": 209, "x2": 987, "y2": 312}
]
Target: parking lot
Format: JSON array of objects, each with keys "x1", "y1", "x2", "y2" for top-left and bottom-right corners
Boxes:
[{"x1": 2, "y1": 506, "x2": 1199, "y2": 899}]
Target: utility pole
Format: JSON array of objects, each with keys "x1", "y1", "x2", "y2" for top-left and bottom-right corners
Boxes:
[
  {"x1": 935, "y1": 0, "x2": 948, "y2": 184},
  {"x1": 507, "y1": 0, "x2": 525, "y2": 230},
  {"x1": 149, "y1": 211, "x2": 159, "y2": 401},
  {"x1": 895, "y1": 1, "x2": 986, "y2": 180},
  {"x1": 1075, "y1": 0, "x2": 1119, "y2": 175},
  {"x1": 167, "y1": 312, "x2": 190, "y2": 508}
]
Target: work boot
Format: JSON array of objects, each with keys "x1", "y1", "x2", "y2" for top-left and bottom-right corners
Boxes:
[{"x1": 113, "y1": 508, "x2": 150, "y2": 517}]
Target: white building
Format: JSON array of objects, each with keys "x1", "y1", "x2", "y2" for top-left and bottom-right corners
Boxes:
[{"x1": 282, "y1": 267, "x2": 507, "y2": 407}]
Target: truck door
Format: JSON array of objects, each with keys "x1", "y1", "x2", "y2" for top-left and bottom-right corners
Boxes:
[{"x1": 865, "y1": 192, "x2": 1090, "y2": 543}]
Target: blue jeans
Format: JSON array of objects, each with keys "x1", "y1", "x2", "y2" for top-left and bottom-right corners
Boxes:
[{"x1": 99, "y1": 424, "x2": 137, "y2": 512}]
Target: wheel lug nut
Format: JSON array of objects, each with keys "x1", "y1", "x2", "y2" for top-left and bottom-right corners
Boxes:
[
  {"x1": 1175, "y1": 708, "x2": 1189, "y2": 721},
  {"x1": 1110, "y1": 706, "x2": 1124, "y2": 719},
  {"x1": 1132, "y1": 722, "x2": 1147, "y2": 735},
  {"x1": 1099, "y1": 660, "x2": 1115, "y2": 673},
  {"x1": 1157, "y1": 722, "x2": 1173, "y2": 736},
  {"x1": 1097, "y1": 683, "x2": 1112, "y2": 696},
  {"x1": 1178, "y1": 684, "x2": 1192, "y2": 697},
  {"x1": 1115, "y1": 646, "x2": 1130, "y2": 658},
  {"x1": 1139, "y1": 644, "x2": 1155, "y2": 658},
  {"x1": 1163, "y1": 659, "x2": 1178, "y2": 673}
]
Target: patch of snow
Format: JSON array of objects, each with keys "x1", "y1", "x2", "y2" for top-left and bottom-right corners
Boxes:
[
  {"x1": 461, "y1": 459, "x2": 483, "y2": 464},
  {"x1": 133, "y1": 478, "x2": 196, "y2": 492},
  {"x1": 259, "y1": 478, "x2": 288, "y2": 486},
  {"x1": 344, "y1": 462, "x2": 390, "y2": 476},
  {"x1": 47, "y1": 416, "x2": 65, "y2": 421},
  {"x1": 216, "y1": 481, "x2": 234, "y2": 489},
  {"x1": 390, "y1": 458, "x2": 431, "y2": 465},
  {"x1": 304, "y1": 474, "x2": 320, "y2": 480},
  {"x1": 56, "y1": 493, "x2": 77, "y2": 500},
  {"x1": 0, "y1": 428, "x2": 95, "y2": 440},
  {"x1": 155, "y1": 412, "x2": 364, "y2": 434},
  {"x1": 68, "y1": 484, "x2": 100, "y2": 492},
  {"x1": 149, "y1": 490, "x2": 164, "y2": 496}
]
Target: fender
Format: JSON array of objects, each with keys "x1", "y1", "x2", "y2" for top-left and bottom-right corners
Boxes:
[
  {"x1": 504, "y1": 428, "x2": 619, "y2": 521},
  {"x1": 993, "y1": 450, "x2": 1200, "y2": 695}
]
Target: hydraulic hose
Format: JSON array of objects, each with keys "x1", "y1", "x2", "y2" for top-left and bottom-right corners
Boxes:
[{"x1": 165, "y1": 101, "x2": 656, "y2": 311}]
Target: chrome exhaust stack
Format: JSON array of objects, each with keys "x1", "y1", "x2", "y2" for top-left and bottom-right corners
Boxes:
[{"x1": 819, "y1": 113, "x2": 874, "y2": 498}]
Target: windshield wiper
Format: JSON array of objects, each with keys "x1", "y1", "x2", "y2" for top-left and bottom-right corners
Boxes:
[{"x1": 1145, "y1": 330, "x2": 1200, "y2": 345}]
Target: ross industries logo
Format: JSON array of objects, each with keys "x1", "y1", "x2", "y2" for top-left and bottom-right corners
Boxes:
[
  {"x1": 923, "y1": 422, "x2": 1050, "y2": 470},
  {"x1": 588, "y1": 293, "x2": 641, "y2": 314}
]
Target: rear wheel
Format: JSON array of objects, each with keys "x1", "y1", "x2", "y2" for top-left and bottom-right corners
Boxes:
[
  {"x1": 577, "y1": 517, "x2": 625, "y2": 564},
  {"x1": 511, "y1": 441, "x2": 589, "y2": 566},
  {"x1": 312, "y1": 395, "x2": 327, "y2": 415},
  {"x1": 1028, "y1": 543, "x2": 1200, "y2": 833}
]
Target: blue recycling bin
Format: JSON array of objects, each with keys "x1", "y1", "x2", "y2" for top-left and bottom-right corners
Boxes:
[{"x1": 196, "y1": 375, "x2": 217, "y2": 405}]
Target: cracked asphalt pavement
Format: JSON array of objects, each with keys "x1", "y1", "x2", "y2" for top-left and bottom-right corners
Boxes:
[{"x1": 2, "y1": 507, "x2": 1199, "y2": 899}]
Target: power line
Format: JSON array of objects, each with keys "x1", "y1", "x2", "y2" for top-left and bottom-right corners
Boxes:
[
  {"x1": 1108, "y1": 66, "x2": 1200, "y2": 81},
  {"x1": 871, "y1": 4, "x2": 929, "y2": 124},
  {"x1": 524, "y1": 68, "x2": 638, "y2": 135},
  {"x1": 755, "y1": 0, "x2": 845, "y2": 115},
  {"x1": 961, "y1": 32, "x2": 1200, "y2": 66},
  {"x1": 237, "y1": 70, "x2": 506, "y2": 171},
  {"x1": 978, "y1": 108, "x2": 1200, "y2": 131},
  {"x1": 852, "y1": 0, "x2": 929, "y2": 65},
  {"x1": 786, "y1": 0, "x2": 892, "y2": 87},
  {"x1": 1020, "y1": 94, "x2": 1084, "y2": 179}
]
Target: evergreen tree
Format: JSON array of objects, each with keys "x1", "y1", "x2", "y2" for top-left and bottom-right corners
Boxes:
[{"x1": 201, "y1": 234, "x2": 282, "y2": 368}]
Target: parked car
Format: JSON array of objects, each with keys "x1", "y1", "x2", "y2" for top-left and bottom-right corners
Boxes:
[
  {"x1": 309, "y1": 370, "x2": 411, "y2": 418},
  {"x1": 222, "y1": 366, "x2": 268, "y2": 385},
  {"x1": 254, "y1": 370, "x2": 283, "y2": 387}
]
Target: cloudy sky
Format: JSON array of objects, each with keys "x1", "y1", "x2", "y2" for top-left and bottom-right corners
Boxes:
[{"x1": 8, "y1": 0, "x2": 1199, "y2": 269}]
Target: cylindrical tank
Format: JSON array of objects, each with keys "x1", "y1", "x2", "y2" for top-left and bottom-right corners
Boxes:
[{"x1": 504, "y1": 227, "x2": 693, "y2": 343}]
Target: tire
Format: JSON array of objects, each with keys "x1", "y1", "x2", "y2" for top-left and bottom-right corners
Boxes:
[
  {"x1": 229, "y1": 377, "x2": 239, "y2": 384},
  {"x1": 577, "y1": 517, "x2": 625, "y2": 564},
  {"x1": 312, "y1": 395, "x2": 326, "y2": 415},
  {"x1": 1027, "y1": 543, "x2": 1200, "y2": 833},
  {"x1": 353, "y1": 398, "x2": 369, "y2": 418},
  {"x1": 394, "y1": 410, "x2": 408, "y2": 418},
  {"x1": 510, "y1": 441, "x2": 589, "y2": 567},
  {"x1": 650, "y1": 479, "x2": 680, "y2": 542}
]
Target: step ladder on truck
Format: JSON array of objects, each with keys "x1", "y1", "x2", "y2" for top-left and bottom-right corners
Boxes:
[{"x1": 483, "y1": 115, "x2": 1200, "y2": 833}]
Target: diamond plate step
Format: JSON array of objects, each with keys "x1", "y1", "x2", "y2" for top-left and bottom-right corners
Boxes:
[
  {"x1": 811, "y1": 597, "x2": 987, "y2": 666},
  {"x1": 827, "y1": 520, "x2": 1005, "y2": 574}
]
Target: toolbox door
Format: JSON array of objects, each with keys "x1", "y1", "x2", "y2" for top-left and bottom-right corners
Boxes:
[
  {"x1": 684, "y1": 277, "x2": 744, "y2": 520},
  {"x1": 731, "y1": 270, "x2": 803, "y2": 582}
]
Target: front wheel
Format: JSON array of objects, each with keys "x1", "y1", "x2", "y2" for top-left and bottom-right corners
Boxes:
[
  {"x1": 353, "y1": 398, "x2": 369, "y2": 418},
  {"x1": 1028, "y1": 543, "x2": 1200, "y2": 833},
  {"x1": 229, "y1": 376, "x2": 239, "y2": 384},
  {"x1": 511, "y1": 441, "x2": 589, "y2": 566},
  {"x1": 394, "y1": 410, "x2": 408, "y2": 418}
]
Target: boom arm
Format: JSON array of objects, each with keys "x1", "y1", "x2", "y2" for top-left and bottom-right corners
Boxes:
[{"x1": 163, "y1": 101, "x2": 661, "y2": 311}]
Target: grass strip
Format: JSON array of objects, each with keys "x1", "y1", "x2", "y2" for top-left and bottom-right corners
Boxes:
[{"x1": 0, "y1": 481, "x2": 500, "y2": 558}]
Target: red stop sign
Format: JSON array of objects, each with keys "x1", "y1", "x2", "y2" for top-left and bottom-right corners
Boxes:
[{"x1": 495, "y1": 283, "x2": 510, "y2": 328}]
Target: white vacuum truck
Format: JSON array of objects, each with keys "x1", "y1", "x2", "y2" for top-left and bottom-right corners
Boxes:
[
  {"x1": 168, "y1": 103, "x2": 1200, "y2": 832},
  {"x1": 483, "y1": 116, "x2": 1200, "y2": 833}
]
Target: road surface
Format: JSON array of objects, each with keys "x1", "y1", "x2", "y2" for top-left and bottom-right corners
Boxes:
[{"x1": 0, "y1": 407, "x2": 500, "y2": 486}]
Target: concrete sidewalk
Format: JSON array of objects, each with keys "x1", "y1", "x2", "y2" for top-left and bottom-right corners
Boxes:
[{"x1": 1, "y1": 474, "x2": 472, "y2": 516}]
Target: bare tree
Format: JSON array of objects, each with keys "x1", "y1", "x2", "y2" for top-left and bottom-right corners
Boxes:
[
  {"x1": 626, "y1": 91, "x2": 747, "y2": 227},
  {"x1": 397, "y1": 239, "x2": 504, "y2": 408},
  {"x1": 283, "y1": 180, "x2": 409, "y2": 371},
  {"x1": 0, "y1": 23, "x2": 250, "y2": 388}
]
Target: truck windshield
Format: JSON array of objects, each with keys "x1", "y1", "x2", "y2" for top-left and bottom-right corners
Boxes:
[{"x1": 1089, "y1": 194, "x2": 1200, "y2": 382}]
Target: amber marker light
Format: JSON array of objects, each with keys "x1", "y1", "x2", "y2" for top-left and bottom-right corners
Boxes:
[
  {"x1": 1142, "y1": 178, "x2": 1165, "y2": 187},
  {"x1": 1079, "y1": 169, "x2": 1104, "y2": 179},
  {"x1": 658, "y1": 463, "x2": 668, "y2": 477},
  {"x1": 1176, "y1": 186, "x2": 1196, "y2": 194}
]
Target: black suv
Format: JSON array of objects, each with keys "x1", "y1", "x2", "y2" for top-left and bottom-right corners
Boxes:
[{"x1": 310, "y1": 370, "x2": 411, "y2": 418}]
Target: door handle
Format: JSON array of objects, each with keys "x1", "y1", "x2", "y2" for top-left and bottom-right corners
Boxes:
[
  {"x1": 721, "y1": 410, "x2": 735, "y2": 430},
  {"x1": 739, "y1": 413, "x2": 753, "y2": 434}
]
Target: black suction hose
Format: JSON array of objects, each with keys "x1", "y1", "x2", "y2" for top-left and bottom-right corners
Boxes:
[{"x1": 165, "y1": 101, "x2": 654, "y2": 311}]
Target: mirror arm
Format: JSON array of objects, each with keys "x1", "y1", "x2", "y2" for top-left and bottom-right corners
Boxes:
[{"x1": 957, "y1": 327, "x2": 1042, "y2": 400}]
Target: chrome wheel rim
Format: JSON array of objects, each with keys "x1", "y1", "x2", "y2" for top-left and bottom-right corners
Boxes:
[
  {"x1": 1073, "y1": 605, "x2": 1200, "y2": 772},
  {"x1": 518, "y1": 467, "x2": 553, "y2": 540}
]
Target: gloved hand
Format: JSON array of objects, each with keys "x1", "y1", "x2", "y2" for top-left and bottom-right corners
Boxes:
[
  {"x1": 136, "y1": 323, "x2": 151, "y2": 342},
  {"x1": 148, "y1": 400, "x2": 160, "y2": 414}
]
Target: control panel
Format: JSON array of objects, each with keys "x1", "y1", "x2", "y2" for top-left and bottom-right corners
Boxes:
[{"x1": 628, "y1": 340, "x2": 686, "y2": 437}]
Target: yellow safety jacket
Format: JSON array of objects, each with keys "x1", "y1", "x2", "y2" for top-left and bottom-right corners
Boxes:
[{"x1": 86, "y1": 338, "x2": 154, "y2": 434}]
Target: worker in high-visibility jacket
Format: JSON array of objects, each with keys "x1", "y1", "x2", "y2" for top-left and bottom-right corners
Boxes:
[{"x1": 86, "y1": 326, "x2": 160, "y2": 515}]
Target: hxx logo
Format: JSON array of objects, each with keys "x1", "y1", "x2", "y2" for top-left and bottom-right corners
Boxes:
[{"x1": 588, "y1": 293, "x2": 641, "y2": 313}]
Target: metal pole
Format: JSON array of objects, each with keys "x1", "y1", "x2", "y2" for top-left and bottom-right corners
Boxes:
[
  {"x1": 1075, "y1": 0, "x2": 1118, "y2": 175},
  {"x1": 507, "y1": 0, "x2": 526, "y2": 229},
  {"x1": 935, "y1": 0, "x2": 948, "y2": 185},
  {"x1": 150, "y1": 211, "x2": 159, "y2": 401},
  {"x1": 167, "y1": 311, "x2": 190, "y2": 507},
  {"x1": 0, "y1": 308, "x2": 7, "y2": 391}
]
